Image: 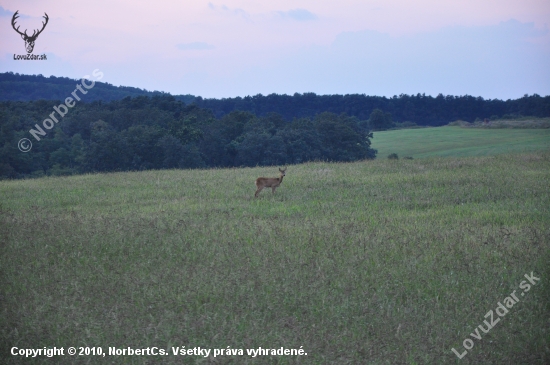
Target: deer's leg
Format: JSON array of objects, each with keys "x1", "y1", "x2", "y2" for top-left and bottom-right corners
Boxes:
[{"x1": 272, "y1": 187, "x2": 277, "y2": 194}]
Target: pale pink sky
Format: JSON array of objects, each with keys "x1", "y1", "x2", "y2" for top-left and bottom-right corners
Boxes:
[{"x1": 1, "y1": 0, "x2": 549, "y2": 99}]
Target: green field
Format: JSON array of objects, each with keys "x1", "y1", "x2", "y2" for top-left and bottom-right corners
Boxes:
[
  {"x1": 372, "y1": 126, "x2": 550, "y2": 159},
  {"x1": 1, "y1": 152, "x2": 549, "y2": 364}
]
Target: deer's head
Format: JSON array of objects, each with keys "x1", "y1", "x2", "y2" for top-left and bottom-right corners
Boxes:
[{"x1": 12, "y1": 11, "x2": 49, "y2": 54}]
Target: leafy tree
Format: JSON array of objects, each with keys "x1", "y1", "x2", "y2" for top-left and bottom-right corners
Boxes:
[
  {"x1": 235, "y1": 131, "x2": 286, "y2": 167},
  {"x1": 84, "y1": 120, "x2": 130, "y2": 172},
  {"x1": 278, "y1": 121, "x2": 324, "y2": 164},
  {"x1": 123, "y1": 125, "x2": 165, "y2": 170},
  {"x1": 314, "y1": 112, "x2": 375, "y2": 161},
  {"x1": 157, "y1": 135, "x2": 205, "y2": 169},
  {"x1": 368, "y1": 109, "x2": 394, "y2": 130}
]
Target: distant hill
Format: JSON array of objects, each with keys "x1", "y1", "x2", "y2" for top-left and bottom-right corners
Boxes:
[
  {"x1": 0, "y1": 72, "x2": 196, "y2": 104},
  {"x1": 2, "y1": 72, "x2": 549, "y2": 126}
]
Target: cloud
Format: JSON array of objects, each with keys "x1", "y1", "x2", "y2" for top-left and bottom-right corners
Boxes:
[
  {"x1": 176, "y1": 42, "x2": 215, "y2": 50},
  {"x1": 0, "y1": 6, "x2": 13, "y2": 17},
  {"x1": 208, "y1": 3, "x2": 250, "y2": 20},
  {"x1": 2, "y1": 6, "x2": 32, "y2": 20},
  {"x1": 277, "y1": 9, "x2": 317, "y2": 21}
]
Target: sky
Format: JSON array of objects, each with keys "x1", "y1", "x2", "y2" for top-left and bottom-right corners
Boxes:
[{"x1": 0, "y1": 0, "x2": 549, "y2": 100}]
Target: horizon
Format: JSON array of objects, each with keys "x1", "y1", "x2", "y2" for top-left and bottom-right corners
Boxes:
[
  {"x1": 3, "y1": 71, "x2": 548, "y2": 102},
  {"x1": 1, "y1": 1, "x2": 549, "y2": 100}
]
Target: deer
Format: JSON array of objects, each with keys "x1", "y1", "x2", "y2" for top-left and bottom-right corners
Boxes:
[
  {"x1": 254, "y1": 168, "x2": 287, "y2": 197},
  {"x1": 12, "y1": 10, "x2": 49, "y2": 54}
]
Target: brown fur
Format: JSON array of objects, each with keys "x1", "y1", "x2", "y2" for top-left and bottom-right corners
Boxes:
[{"x1": 255, "y1": 168, "x2": 286, "y2": 197}]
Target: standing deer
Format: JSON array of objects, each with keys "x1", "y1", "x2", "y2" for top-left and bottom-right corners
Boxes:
[{"x1": 255, "y1": 168, "x2": 287, "y2": 197}]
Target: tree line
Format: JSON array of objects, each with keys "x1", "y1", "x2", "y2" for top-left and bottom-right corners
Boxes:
[
  {"x1": 0, "y1": 96, "x2": 376, "y2": 179},
  {"x1": 194, "y1": 92, "x2": 550, "y2": 126},
  {"x1": 2, "y1": 72, "x2": 549, "y2": 126}
]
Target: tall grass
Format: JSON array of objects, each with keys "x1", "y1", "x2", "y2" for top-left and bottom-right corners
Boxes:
[{"x1": 1, "y1": 152, "x2": 549, "y2": 364}]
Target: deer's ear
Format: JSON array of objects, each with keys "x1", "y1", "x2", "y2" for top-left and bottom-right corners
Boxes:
[{"x1": 20, "y1": 34, "x2": 26, "y2": 40}]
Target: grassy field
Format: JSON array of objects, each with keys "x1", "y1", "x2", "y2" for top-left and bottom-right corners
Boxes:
[
  {"x1": 1, "y1": 152, "x2": 549, "y2": 364},
  {"x1": 372, "y1": 126, "x2": 550, "y2": 159}
]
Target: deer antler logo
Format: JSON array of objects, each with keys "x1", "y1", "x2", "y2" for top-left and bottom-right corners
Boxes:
[{"x1": 12, "y1": 10, "x2": 49, "y2": 54}]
